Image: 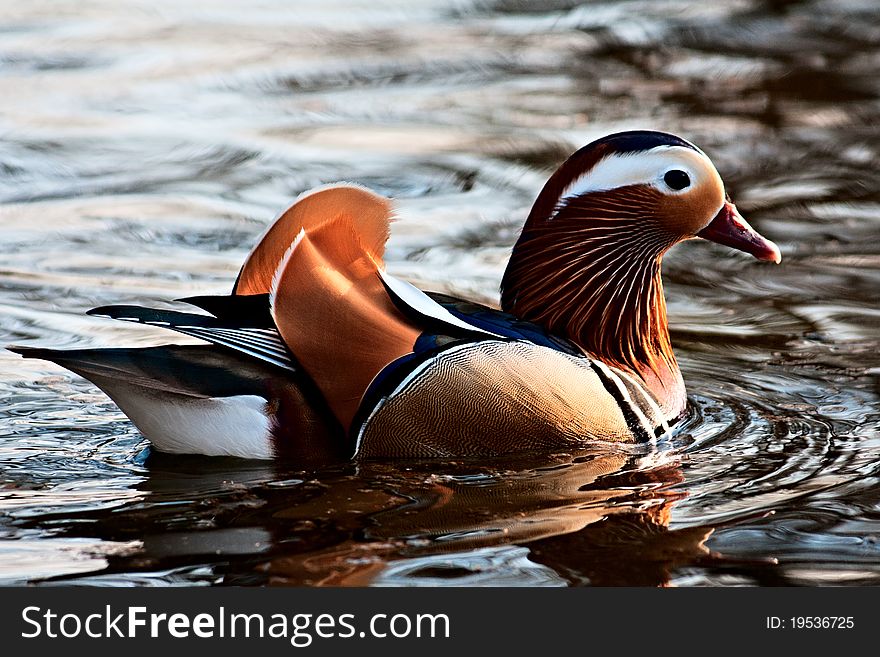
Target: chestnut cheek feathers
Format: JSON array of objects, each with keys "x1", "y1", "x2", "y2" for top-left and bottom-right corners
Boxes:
[{"x1": 657, "y1": 173, "x2": 726, "y2": 236}]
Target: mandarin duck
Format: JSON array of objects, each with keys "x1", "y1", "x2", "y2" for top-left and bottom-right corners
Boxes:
[{"x1": 12, "y1": 131, "x2": 781, "y2": 461}]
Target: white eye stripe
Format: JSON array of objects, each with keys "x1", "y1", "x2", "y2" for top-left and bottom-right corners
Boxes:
[{"x1": 558, "y1": 145, "x2": 715, "y2": 204}]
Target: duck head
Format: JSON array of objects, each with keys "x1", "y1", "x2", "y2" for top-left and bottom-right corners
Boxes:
[{"x1": 500, "y1": 130, "x2": 780, "y2": 413}]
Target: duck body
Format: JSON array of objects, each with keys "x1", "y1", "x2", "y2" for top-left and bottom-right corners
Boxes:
[
  {"x1": 12, "y1": 131, "x2": 781, "y2": 461},
  {"x1": 349, "y1": 293, "x2": 672, "y2": 457}
]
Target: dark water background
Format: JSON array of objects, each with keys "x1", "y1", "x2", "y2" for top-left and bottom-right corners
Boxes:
[{"x1": 1, "y1": 0, "x2": 878, "y2": 586}]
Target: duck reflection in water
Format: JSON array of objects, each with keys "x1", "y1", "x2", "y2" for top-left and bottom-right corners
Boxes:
[
  {"x1": 41, "y1": 447, "x2": 716, "y2": 587},
  {"x1": 256, "y1": 450, "x2": 714, "y2": 587}
]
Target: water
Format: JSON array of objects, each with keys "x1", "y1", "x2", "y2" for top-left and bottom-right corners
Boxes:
[{"x1": 1, "y1": 0, "x2": 878, "y2": 586}]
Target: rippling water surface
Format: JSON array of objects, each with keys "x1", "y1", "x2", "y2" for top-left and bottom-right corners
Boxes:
[{"x1": 1, "y1": 0, "x2": 879, "y2": 586}]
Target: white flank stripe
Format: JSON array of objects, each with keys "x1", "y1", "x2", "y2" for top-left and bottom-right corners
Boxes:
[
  {"x1": 592, "y1": 360, "x2": 657, "y2": 440},
  {"x1": 607, "y1": 365, "x2": 671, "y2": 438}
]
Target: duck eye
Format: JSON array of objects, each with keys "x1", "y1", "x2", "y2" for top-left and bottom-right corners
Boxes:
[{"x1": 663, "y1": 169, "x2": 691, "y2": 191}]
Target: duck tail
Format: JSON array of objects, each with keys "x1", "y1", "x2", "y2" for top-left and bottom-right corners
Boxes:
[{"x1": 8, "y1": 344, "x2": 342, "y2": 461}]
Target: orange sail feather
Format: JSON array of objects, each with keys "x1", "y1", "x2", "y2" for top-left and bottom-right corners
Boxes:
[
  {"x1": 269, "y1": 215, "x2": 420, "y2": 431},
  {"x1": 235, "y1": 183, "x2": 393, "y2": 295}
]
